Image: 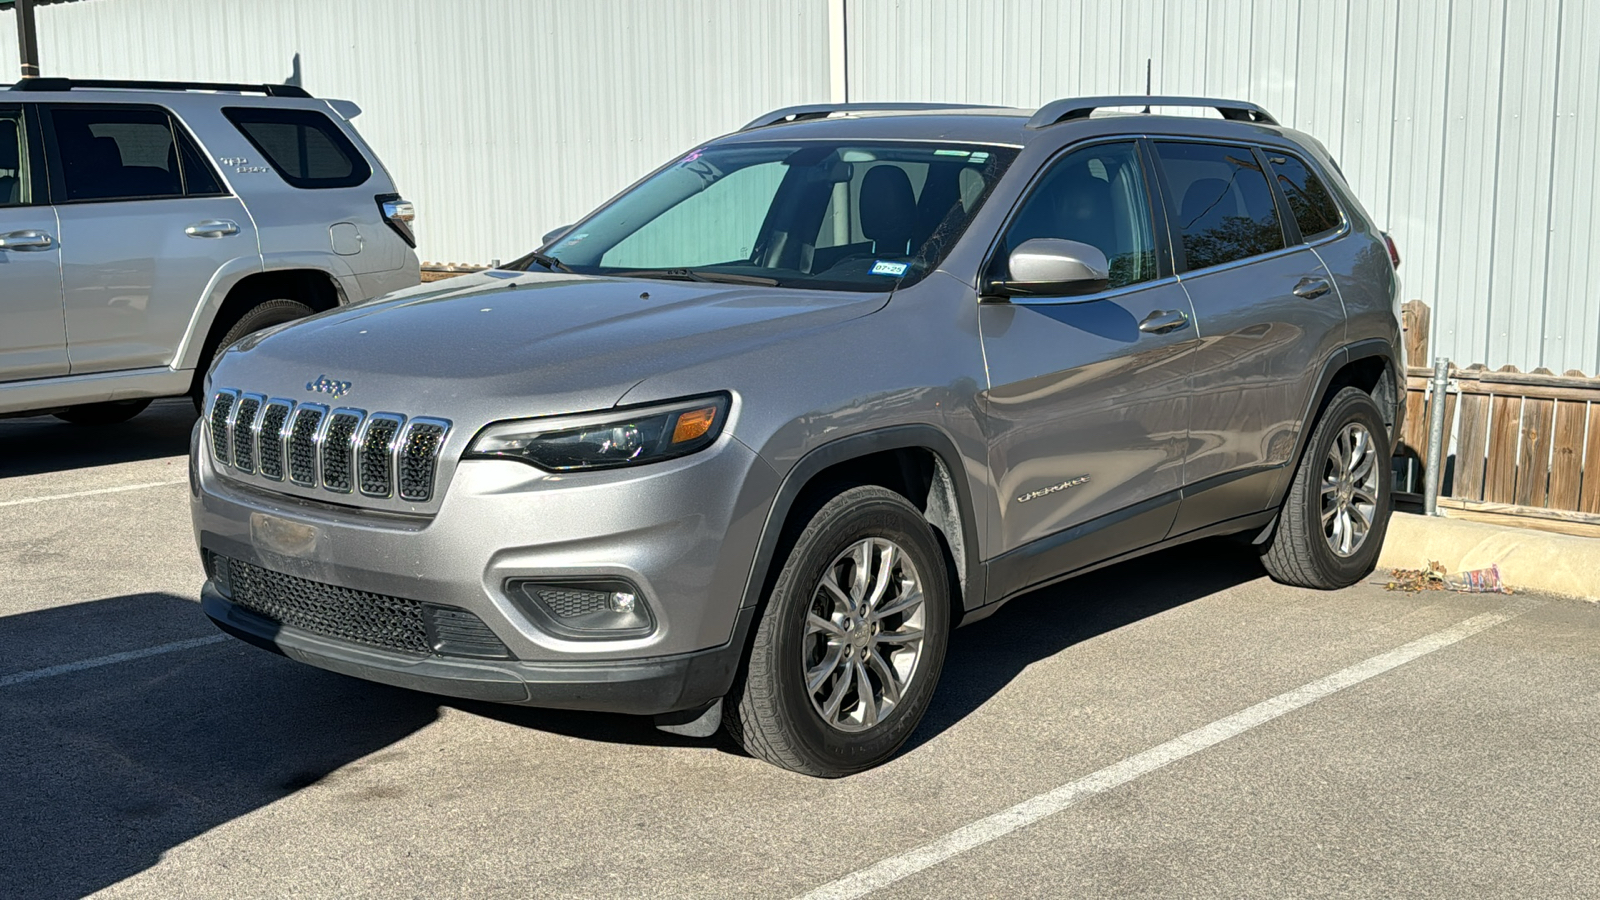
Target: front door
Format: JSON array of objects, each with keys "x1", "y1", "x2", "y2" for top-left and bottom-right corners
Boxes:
[
  {"x1": 44, "y1": 103, "x2": 258, "y2": 374},
  {"x1": 1149, "y1": 140, "x2": 1347, "y2": 533},
  {"x1": 979, "y1": 141, "x2": 1196, "y2": 594},
  {"x1": 0, "y1": 103, "x2": 66, "y2": 382}
]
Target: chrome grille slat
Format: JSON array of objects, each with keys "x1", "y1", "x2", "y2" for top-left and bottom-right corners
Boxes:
[
  {"x1": 208, "y1": 390, "x2": 238, "y2": 463},
  {"x1": 230, "y1": 394, "x2": 264, "y2": 473},
  {"x1": 287, "y1": 404, "x2": 327, "y2": 487},
  {"x1": 209, "y1": 388, "x2": 449, "y2": 506},
  {"x1": 399, "y1": 419, "x2": 450, "y2": 502},
  {"x1": 320, "y1": 409, "x2": 365, "y2": 493},
  {"x1": 357, "y1": 413, "x2": 405, "y2": 498},
  {"x1": 257, "y1": 400, "x2": 293, "y2": 481}
]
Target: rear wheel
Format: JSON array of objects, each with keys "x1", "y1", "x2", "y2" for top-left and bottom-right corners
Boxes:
[
  {"x1": 52, "y1": 398, "x2": 152, "y2": 426},
  {"x1": 1261, "y1": 386, "x2": 1392, "y2": 589},
  {"x1": 192, "y1": 298, "x2": 315, "y2": 410},
  {"x1": 725, "y1": 485, "x2": 950, "y2": 777}
]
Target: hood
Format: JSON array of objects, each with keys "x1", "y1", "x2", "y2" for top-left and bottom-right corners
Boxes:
[{"x1": 213, "y1": 271, "x2": 889, "y2": 419}]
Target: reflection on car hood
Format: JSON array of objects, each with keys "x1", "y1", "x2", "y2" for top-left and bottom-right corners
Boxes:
[{"x1": 215, "y1": 271, "x2": 889, "y2": 418}]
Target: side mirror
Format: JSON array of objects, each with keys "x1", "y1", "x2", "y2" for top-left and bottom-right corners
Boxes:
[
  {"x1": 986, "y1": 238, "x2": 1110, "y2": 299},
  {"x1": 541, "y1": 224, "x2": 576, "y2": 247}
]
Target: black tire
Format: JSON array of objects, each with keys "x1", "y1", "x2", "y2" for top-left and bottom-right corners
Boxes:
[
  {"x1": 191, "y1": 299, "x2": 315, "y2": 411},
  {"x1": 724, "y1": 485, "x2": 951, "y2": 777},
  {"x1": 52, "y1": 398, "x2": 153, "y2": 426},
  {"x1": 1261, "y1": 386, "x2": 1393, "y2": 589}
]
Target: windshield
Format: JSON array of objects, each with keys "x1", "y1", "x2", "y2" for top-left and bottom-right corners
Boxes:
[{"x1": 517, "y1": 141, "x2": 1018, "y2": 291}]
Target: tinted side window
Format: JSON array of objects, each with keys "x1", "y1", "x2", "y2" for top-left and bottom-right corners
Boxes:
[
  {"x1": 175, "y1": 123, "x2": 225, "y2": 196},
  {"x1": 1265, "y1": 152, "x2": 1342, "y2": 239},
  {"x1": 223, "y1": 107, "x2": 370, "y2": 189},
  {"x1": 0, "y1": 108, "x2": 28, "y2": 207},
  {"x1": 1001, "y1": 141, "x2": 1158, "y2": 289},
  {"x1": 1154, "y1": 142, "x2": 1285, "y2": 271},
  {"x1": 49, "y1": 106, "x2": 184, "y2": 203}
]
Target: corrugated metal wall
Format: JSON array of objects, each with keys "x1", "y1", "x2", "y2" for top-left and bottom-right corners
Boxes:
[
  {"x1": 843, "y1": 0, "x2": 1600, "y2": 375},
  {"x1": 0, "y1": 0, "x2": 832, "y2": 266},
  {"x1": 3, "y1": 0, "x2": 1596, "y2": 374}
]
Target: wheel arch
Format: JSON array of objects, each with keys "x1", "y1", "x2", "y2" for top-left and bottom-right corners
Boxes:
[
  {"x1": 181, "y1": 268, "x2": 347, "y2": 394},
  {"x1": 737, "y1": 426, "x2": 987, "y2": 628}
]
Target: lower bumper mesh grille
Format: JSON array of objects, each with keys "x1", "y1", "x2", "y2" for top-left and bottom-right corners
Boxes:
[{"x1": 213, "y1": 554, "x2": 510, "y2": 659}]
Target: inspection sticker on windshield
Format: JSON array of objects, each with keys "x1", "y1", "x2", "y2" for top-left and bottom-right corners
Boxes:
[{"x1": 870, "y1": 260, "x2": 910, "y2": 277}]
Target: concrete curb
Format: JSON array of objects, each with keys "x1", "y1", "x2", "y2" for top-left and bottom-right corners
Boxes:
[{"x1": 1378, "y1": 511, "x2": 1600, "y2": 602}]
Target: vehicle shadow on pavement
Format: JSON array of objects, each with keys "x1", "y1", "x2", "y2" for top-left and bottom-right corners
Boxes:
[
  {"x1": 454, "y1": 537, "x2": 1269, "y2": 759},
  {"x1": 0, "y1": 399, "x2": 197, "y2": 479},
  {"x1": 0, "y1": 592, "x2": 439, "y2": 900}
]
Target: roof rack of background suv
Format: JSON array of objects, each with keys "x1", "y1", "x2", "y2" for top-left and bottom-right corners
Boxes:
[
  {"x1": 742, "y1": 102, "x2": 1002, "y2": 131},
  {"x1": 9, "y1": 77, "x2": 312, "y2": 98},
  {"x1": 1027, "y1": 95, "x2": 1277, "y2": 128}
]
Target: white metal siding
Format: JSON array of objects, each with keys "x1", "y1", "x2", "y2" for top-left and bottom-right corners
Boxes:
[
  {"x1": 1, "y1": 0, "x2": 832, "y2": 267},
  {"x1": 3, "y1": 0, "x2": 1596, "y2": 373}
]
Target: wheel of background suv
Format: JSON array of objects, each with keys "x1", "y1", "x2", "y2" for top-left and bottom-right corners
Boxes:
[
  {"x1": 192, "y1": 299, "x2": 315, "y2": 410},
  {"x1": 725, "y1": 485, "x2": 951, "y2": 777},
  {"x1": 52, "y1": 398, "x2": 152, "y2": 426},
  {"x1": 1261, "y1": 386, "x2": 1393, "y2": 589}
]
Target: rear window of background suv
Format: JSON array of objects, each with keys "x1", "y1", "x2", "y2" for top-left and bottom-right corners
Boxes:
[{"x1": 222, "y1": 107, "x2": 370, "y2": 189}]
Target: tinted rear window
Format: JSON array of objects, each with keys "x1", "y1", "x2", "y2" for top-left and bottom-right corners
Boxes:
[
  {"x1": 223, "y1": 107, "x2": 369, "y2": 189},
  {"x1": 1154, "y1": 141, "x2": 1286, "y2": 271},
  {"x1": 1265, "y1": 152, "x2": 1343, "y2": 239}
]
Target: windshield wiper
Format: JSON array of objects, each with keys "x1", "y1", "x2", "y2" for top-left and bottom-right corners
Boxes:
[
  {"x1": 621, "y1": 268, "x2": 779, "y2": 286},
  {"x1": 523, "y1": 251, "x2": 573, "y2": 273}
]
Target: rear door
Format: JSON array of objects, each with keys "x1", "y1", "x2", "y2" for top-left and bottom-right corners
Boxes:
[
  {"x1": 1150, "y1": 140, "x2": 1345, "y2": 533},
  {"x1": 979, "y1": 140, "x2": 1196, "y2": 589},
  {"x1": 0, "y1": 102, "x2": 67, "y2": 381},
  {"x1": 45, "y1": 103, "x2": 259, "y2": 374}
]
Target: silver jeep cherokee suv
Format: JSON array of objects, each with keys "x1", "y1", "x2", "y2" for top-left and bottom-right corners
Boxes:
[
  {"x1": 0, "y1": 77, "x2": 418, "y2": 425},
  {"x1": 193, "y1": 96, "x2": 1403, "y2": 776}
]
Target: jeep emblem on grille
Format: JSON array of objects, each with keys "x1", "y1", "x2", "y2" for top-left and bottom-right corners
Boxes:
[{"x1": 306, "y1": 375, "x2": 352, "y2": 398}]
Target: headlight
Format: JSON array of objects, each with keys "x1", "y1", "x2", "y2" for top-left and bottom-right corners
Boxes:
[{"x1": 464, "y1": 394, "x2": 730, "y2": 472}]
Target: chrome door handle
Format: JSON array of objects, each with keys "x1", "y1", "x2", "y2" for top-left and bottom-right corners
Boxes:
[
  {"x1": 0, "y1": 229, "x2": 55, "y2": 251},
  {"x1": 185, "y1": 219, "x2": 240, "y2": 238},
  {"x1": 1293, "y1": 277, "x2": 1332, "y2": 299},
  {"x1": 1138, "y1": 309, "x2": 1190, "y2": 335}
]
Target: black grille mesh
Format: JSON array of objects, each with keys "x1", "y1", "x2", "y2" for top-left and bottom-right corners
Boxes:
[
  {"x1": 359, "y1": 417, "x2": 401, "y2": 496},
  {"x1": 209, "y1": 393, "x2": 234, "y2": 462},
  {"x1": 539, "y1": 588, "x2": 611, "y2": 618},
  {"x1": 258, "y1": 402, "x2": 291, "y2": 480},
  {"x1": 224, "y1": 556, "x2": 429, "y2": 655},
  {"x1": 399, "y1": 423, "x2": 445, "y2": 501},
  {"x1": 320, "y1": 412, "x2": 362, "y2": 492},
  {"x1": 231, "y1": 397, "x2": 261, "y2": 472},
  {"x1": 288, "y1": 408, "x2": 324, "y2": 486}
]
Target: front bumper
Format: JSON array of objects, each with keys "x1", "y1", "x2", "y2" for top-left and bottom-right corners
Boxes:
[
  {"x1": 203, "y1": 587, "x2": 753, "y2": 714},
  {"x1": 191, "y1": 424, "x2": 780, "y2": 714}
]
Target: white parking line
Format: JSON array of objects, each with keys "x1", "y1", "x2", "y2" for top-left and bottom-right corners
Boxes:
[
  {"x1": 0, "y1": 479, "x2": 187, "y2": 508},
  {"x1": 797, "y1": 597, "x2": 1542, "y2": 900},
  {"x1": 0, "y1": 635, "x2": 229, "y2": 688}
]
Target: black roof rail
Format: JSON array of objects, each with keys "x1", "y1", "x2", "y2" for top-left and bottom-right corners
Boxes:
[
  {"x1": 742, "y1": 102, "x2": 1002, "y2": 131},
  {"x1": 9, "y1": 77, "x2": 312, "y2": 99},
  {"x1": 1027, "y1": 95, "x2": 1277, "y2": 128}
]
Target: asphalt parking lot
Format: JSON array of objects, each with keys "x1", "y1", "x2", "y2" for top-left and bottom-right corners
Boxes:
[{"x1": 3, "y1": 400, "x2": 1598, "y2": 900}]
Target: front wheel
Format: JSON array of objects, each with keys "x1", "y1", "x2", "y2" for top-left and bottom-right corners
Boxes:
[
  {"x1": 725, "y1": 485, "x2": 951, "y2": 777},
  {"x1": 1260, "y1": 386, "x2": 1393, "y2": 589}
]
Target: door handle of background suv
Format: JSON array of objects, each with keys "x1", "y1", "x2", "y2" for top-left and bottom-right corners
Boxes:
[
  {"x1": 185, "y1": 219, "x2": 240, "y2": 238},
  {"x1": 1138, "y1": 309, "x2": 1190, "y2": 335},
  {"x1": 1293, "y1": 277, "x2": 1332, "y2": 299},
  {"x1": 0, "y1": 230, "x2": 55, "y2": 251}
]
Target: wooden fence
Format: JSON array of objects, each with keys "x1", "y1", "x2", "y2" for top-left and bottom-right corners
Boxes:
[{"x1": 1395, "y1": 300, "x2": 1600, "y2": 534}]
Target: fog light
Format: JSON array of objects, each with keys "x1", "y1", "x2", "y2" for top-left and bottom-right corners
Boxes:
[
  {"x1": 507, "y1": 579, "x2": 655, "y2": 640},
  {"x1": 205, "y1": 550, "x2": 233, "y2": 598}
]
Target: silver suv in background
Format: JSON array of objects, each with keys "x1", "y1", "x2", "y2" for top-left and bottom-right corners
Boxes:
[
  {"x1": 0, "y1": 77, "x2": 418, "y2": 425},
  {"x1": 193, "y1": 96, "x2": 1403, "y2": 777}
]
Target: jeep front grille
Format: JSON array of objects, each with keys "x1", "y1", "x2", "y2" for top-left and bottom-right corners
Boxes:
[{"x1": 207, "y1": 389, "x2": 450, "y2": 504}]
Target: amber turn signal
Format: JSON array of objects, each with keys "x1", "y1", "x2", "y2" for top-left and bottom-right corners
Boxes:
[{"x1": 672, "y1": 406, "x2": 718, "y2": 444}]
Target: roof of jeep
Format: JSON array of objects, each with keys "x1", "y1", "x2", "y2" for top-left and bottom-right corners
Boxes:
[{"x1": 714, "y1": 99, "x2": 1318, "y2": 155}]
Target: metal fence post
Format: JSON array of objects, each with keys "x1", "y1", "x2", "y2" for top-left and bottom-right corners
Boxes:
[{"x1": 1423, "y1": 357, "x2": 1451, "y2": 516}]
